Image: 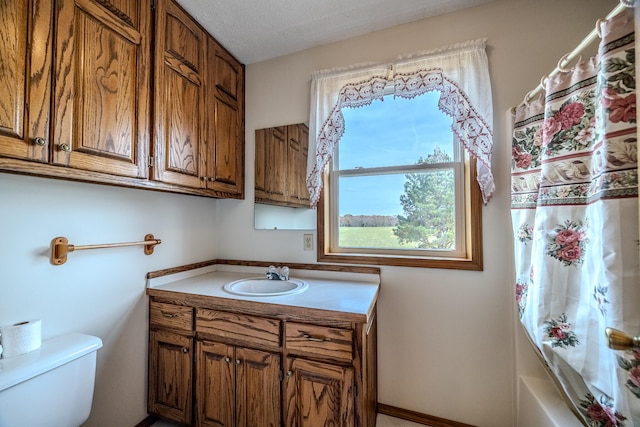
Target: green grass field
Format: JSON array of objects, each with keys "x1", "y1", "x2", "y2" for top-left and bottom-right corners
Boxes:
[{"x1": 339, "y1": 226, "x2": 419, "y2": 248}]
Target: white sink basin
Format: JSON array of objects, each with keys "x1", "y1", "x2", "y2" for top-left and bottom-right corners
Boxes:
[{"x1": 223, "y1": 277, "x2": 309, "y2": 297}]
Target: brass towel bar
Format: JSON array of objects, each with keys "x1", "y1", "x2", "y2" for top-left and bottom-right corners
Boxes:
[{"x1": 50, "y1": 234, "x2": 161, "y2": 265}]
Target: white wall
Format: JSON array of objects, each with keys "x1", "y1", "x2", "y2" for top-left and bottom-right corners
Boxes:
[
  {"x1": 216, "y1": 0, "x2": 616, "y2": 425},
  {"x1": 0, "y1": 173, "x2": 218, "y2": 426},
  {"x1": 0, "y1": 0, "x2": 617, "y2": 426}
]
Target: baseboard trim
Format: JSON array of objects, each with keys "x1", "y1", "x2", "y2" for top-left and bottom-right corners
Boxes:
[
  {"x1": 378, "y1": 403, "x2": 477, "y2": 427},
  {"x1": 133, "y1": 415, "x2": 157, "y2": 427},
  {"x1": 138, "y1": 407, "x2": 475, "y2": 427}
]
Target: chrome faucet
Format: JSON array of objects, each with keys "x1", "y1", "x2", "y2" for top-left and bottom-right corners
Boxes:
[{"x1": 266, "y1": 265, "x2": 289, "y2": 280}]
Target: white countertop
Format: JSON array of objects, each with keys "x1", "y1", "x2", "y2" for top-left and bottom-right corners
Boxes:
[{"x1": 147, "y1": 264, "x2": 380, "y2": 323}]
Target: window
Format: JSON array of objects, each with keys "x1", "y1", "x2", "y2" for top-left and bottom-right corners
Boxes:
[
  {"x1": 317, "y1": 90, "x2": 483, "y2": 270},
  {"x1": 307, "y1": 39, "x2": 493, "y2": 270}
]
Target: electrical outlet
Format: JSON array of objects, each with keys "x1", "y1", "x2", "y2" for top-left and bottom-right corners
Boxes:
[{"x1": 303, "y1": 234, "x2": 313, "y2": 251}]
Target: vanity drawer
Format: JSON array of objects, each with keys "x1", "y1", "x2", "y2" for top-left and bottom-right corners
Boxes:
[
  {"x1": 285, "y1": 322, "x2": 353, "y2": 362},
  {"x1": 150, "y1": 301, "x2": 193, "y2": 332},
  {"x1": 196, "y1": 309, "x2": 281, "y2": 350}
]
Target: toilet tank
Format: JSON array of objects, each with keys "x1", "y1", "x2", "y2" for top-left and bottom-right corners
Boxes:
[{"x1": 0, "y1": 333, "x2": 103, "y2": 427}]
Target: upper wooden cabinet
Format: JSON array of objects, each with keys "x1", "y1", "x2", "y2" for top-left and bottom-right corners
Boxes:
[
  {"x1": 204, "y1": 40, "x2": 245, "y2": 196},
  {"x1": 152, "y1": 0, "x2": 205, "y2": 189},
  {"x1": 0, "y1": 0, "x2": 53, "y2": 163},
  {"x1": 153, "y1": 0, "x2": 245, "y2": 197},
  {"x1": 0, "y1": 0, "x2": 244, "y2": 199},
  {"x1": 52, "y1": 0, "x2": 151, "y2": 178},
  {"x1": 255, "y1": 123, "x2": 309, "y2": 208}
]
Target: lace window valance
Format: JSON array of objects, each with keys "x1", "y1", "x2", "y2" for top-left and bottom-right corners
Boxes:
[{"x1": 306, "y1": 38, "x2": 495, "y2": 207}]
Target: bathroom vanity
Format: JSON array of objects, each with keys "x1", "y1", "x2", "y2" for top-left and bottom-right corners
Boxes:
[{"x1": 146, "y1": 261, "x2": 379, "y2": 427}]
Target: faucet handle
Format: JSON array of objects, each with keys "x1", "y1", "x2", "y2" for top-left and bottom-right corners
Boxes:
[
  {"x1": 267, "y1": 265, "x2": 279, "y2": 280},
  {"x1": 280, "y1": 266, "x2": 289, "y2": 280}
]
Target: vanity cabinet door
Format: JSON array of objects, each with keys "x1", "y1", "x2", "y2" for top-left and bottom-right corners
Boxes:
[
  {"x1": 149, "y1": 329, "x2": 193, "y2": 425},
  {"x1": 52, "y1": 0, "x2": 151, "y2": 178},
  {"x1": 284, "y1": 358, "x2": 354, "y2": 427},
  {"x1": 197, "y1": 340, "x2": 235, "y2": 426},
  {"x1": 197, "y1": 340, "x2": 281, "y2": 427},
  {"x1": 0, "y1": 0, "x2": 52, "y2": 163}
]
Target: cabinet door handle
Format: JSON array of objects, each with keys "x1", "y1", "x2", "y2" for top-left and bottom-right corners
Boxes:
[
  {"x1": 160, "y1": 311, "x2": 178, "y2": 318},
  {"x1": 224, "y1": 357, "x2": 231, "y2": 363},
  {"x1": 303, "y1": 334, "x2": 329, "y2": 342},
  {"x1": 33, "y1": 137, "x2": 46, "y2": 146},
  {"x1": 59, "y1": 143, "x2": 71, "y2": 152},
  {"x1": 235, "y1": 359, "x2": 241, "y2": 365},
  {"x1": 286, "y1": 370, "x2": 293, "y2": 377},
  {"x1": 182, "y1": 347, "x2": 188, "y2": 353}
]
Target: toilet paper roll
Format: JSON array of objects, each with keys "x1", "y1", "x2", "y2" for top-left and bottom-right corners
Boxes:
[{"x1": 0, "y1": 319, "x2": 42, "y2": 358}]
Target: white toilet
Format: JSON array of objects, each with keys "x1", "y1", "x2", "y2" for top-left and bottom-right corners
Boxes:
[{"x1": 0, "y1": 333, "x2": 103, "y2": 427}]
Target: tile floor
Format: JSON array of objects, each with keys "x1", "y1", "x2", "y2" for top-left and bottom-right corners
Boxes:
[{"x1": 152, "y1": 413, "x2": 427, "y2": 426}]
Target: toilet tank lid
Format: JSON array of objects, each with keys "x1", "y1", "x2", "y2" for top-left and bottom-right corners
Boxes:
[{"x1": 0, "y1": 333, "x2": 103, "y2": 392}]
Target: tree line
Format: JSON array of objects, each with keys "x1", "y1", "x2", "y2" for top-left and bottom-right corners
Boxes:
[{"x1": 339, "y1": 214, "x2": 399, "y2": 227}]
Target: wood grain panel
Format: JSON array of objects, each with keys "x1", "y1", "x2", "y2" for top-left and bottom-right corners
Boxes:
[
  {"x1": 213, "y1": 47, "x2": 239, "y2": 100},
  {"x1": 254, "y1": 128, "x2": 268, "y2": 198},
  {"x1": 197, "y1": 340, "x2": 235, "y2": 427},
  {"x1": 196, "y1": 308, "x2": 281, "y2": 350},
  {"x1": 266, "y1": 126, "x2": 288, "y2": 202},
  {"x1": 204, "y1": 38, "x2": 244, "y2": 196},
  {"x1": 165, "y1": 12, "x2": 200, "y2": 73},
  {"x1": 52, "y1": 0, "x2": 150, "y2": 178},
  {"x1": 77, "y1": 12, "x2": 136, "y2": 159},
  {"x1": 0, "y1": 1, "x2": 26, "y2": 138},
  {"x1": 0, "y1": 0, "x2": 52, "y2": 163},
  {"x1": 235, "y1": 347, "x2": 281, "y2": 427},
  {"x1": 167, "y1": 70, "x2": 199, "y2": 174},
  {"x1": 94, "y1": 0, "x2": 138, "y2": 27},
  {"x1": 286, "y1": 322, "x2": 353, "y2": 363},
  {"x1": 211, "y1": 96, "x2": 238, "y2": 183},
  {"x1": 153, "y1": 0, "x2": 204, "y2": 189},
  {"x1": 150, "y1": 301, "x2": 193, "y2": 332},
  {"x1": 285, "y1": 358, "x2": 354, "y2": 427},
  {"x1": 148, "y1": 330, "x2": 193, "y2": 425}
]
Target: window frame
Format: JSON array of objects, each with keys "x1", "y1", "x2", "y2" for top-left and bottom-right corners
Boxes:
[{"x1": 317, "y1": 138, "x2": 483, "y2": 270}]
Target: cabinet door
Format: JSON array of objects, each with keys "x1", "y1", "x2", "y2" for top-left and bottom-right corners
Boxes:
[
  {"x1": 298, "y1": 124, "x2": 310, "y2": 205},
  {"x1": 266, "y1": 126, "x2": 288, "y2": 203},
  {"x1": 52, "y1": 0, "x2": 151, "y2": 178},
  {"x1": 205, "y1": 40, "x2": 244, "y2": 196},
  {"x1": 254, "y1": 128, "x2": 268, "y2": 200},
  {"x1": 0, "y1": 0, "x2": 52, "y2": 163},
  {"x1": 149, "y1": 330, "x2": 193, "y2": 425},
  {"x1": 286, "y1": 124, "x2": 310, "y2": 207},
  {"x1": 285, "y1": 358, "x2": 354, "y2": 427},
  {"x1": 153, "y1": 0, "x2": 205, "y2": 188},
  {"x1": 197, "y1": 340, "x2": 235, "y2": 427},
  {"x1": 236, "y1": 347, "x2": 281, "y2": 427},
  {"x1": 286, "y1": 125, "x2": 302, "y2": 204}
]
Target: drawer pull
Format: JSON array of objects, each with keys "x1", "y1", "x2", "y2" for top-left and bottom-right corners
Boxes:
[
  {"x1": 303, "y1": 334, "x2": 329, "y2": 342},
  {"x1": 161, "y1": 311, "x2": 179, "y2": 318}
]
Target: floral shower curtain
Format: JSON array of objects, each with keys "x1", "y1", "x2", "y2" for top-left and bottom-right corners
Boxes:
[{"x1": 511, "y1": 8, "x2": 639, "y2": 425}]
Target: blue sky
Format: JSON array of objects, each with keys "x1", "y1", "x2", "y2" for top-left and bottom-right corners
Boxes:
[{"x1": 337, "y1": 91, "x2": 453, "y2": 216}]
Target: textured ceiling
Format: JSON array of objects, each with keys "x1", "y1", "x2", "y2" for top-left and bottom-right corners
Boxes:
[{"x1": 175, "y1": 0, "x2": 496, "y2": 64}]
